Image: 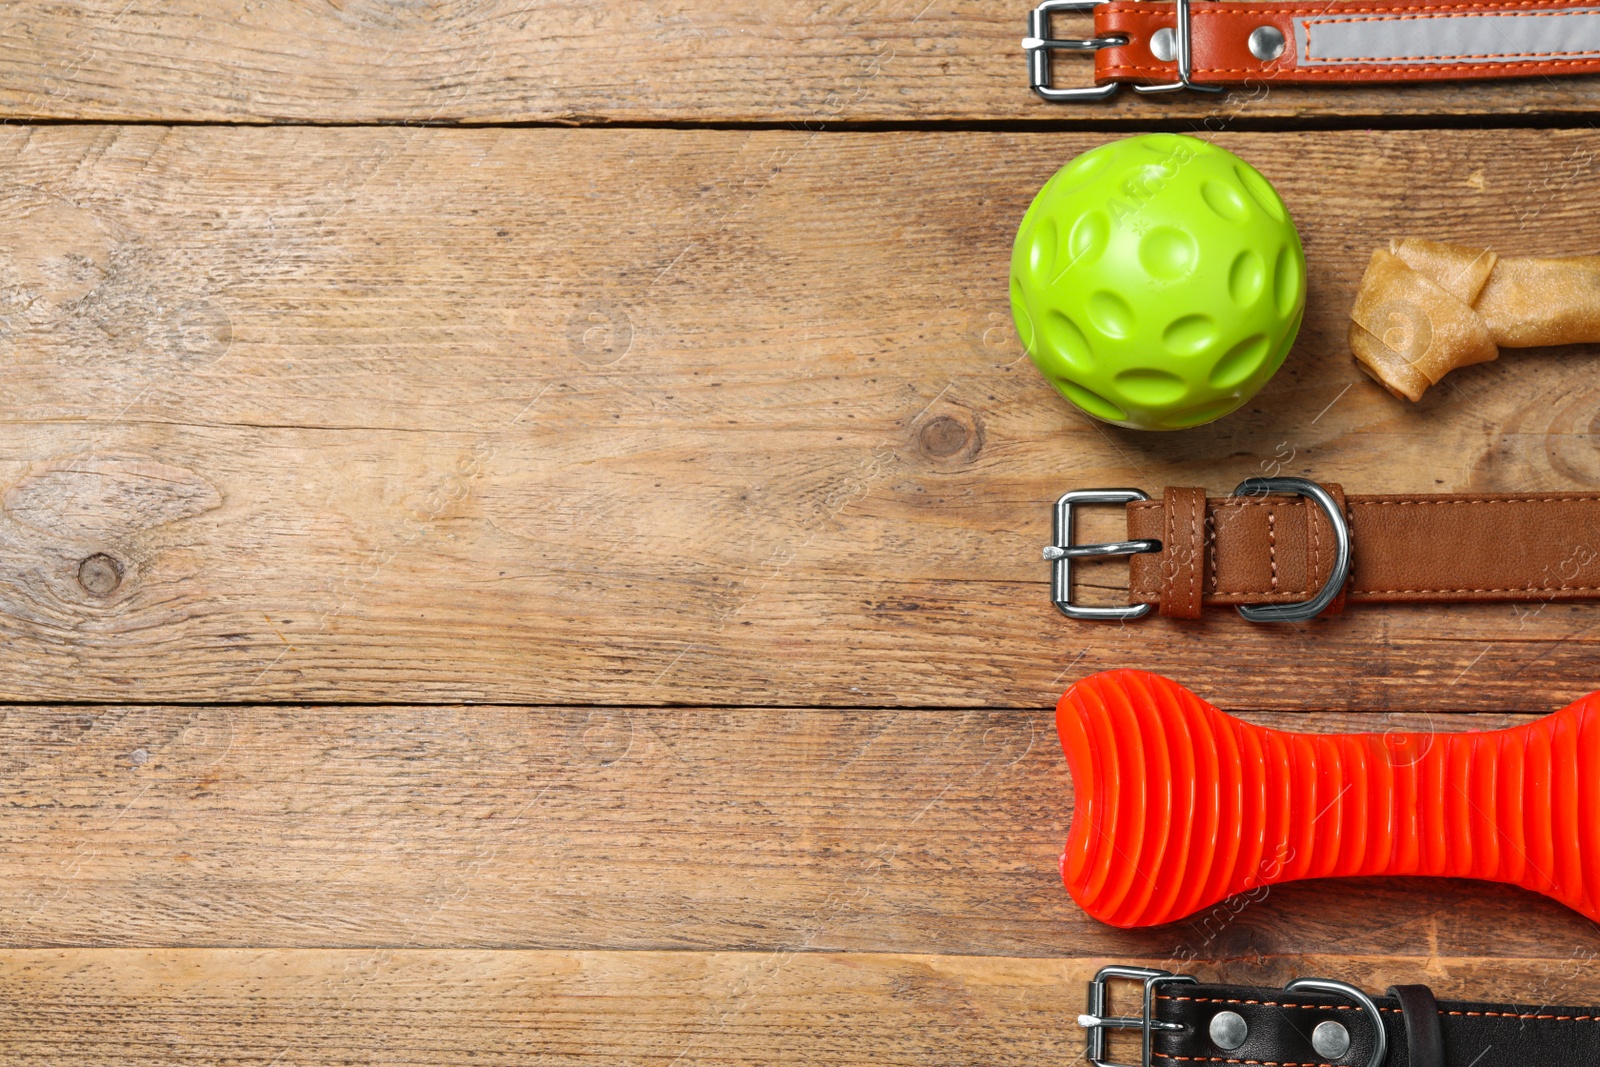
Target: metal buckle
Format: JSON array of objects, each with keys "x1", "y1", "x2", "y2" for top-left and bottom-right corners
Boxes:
[
  {"x1": 1022, "y1": 0, "x2": 1127, "y2": 101},
  {"x1": 1130, "y1": 0, "x2": 1225, "y2": 95},
  {"x1": 1024, "y1": 0, "x2": 1225, "y2": 101},
  {"x1": 1230, "y1": 477, "x2": 1352, "y2": 623},
  {"x1": 1284, "y1": 978, "x2": 1388, "y2": 1067},
  {"x1": 1043, "y1": 489, "x2": 1161, "y2": 620},
  {"x1": 1079, "y1": 966, "x2": 1195, "y2": 1067}
]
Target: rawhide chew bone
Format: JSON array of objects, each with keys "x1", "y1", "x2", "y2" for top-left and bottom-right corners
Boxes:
[
  {"x1": 1348, "y1": 237, "x2": 1600, "y2": 401},
  {"x1": 1058, "y1": 668, "x2": 1600, "y2": 928}
]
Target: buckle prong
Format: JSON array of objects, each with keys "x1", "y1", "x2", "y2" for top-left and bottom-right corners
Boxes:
[{"x1": 1023, "y1": 34, "x2": 1127, "y2": 51}]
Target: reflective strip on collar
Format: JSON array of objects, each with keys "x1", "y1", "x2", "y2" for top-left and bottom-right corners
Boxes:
[{"x1": 1295, "y1": 6, "x2": 1600, "y2": 65}]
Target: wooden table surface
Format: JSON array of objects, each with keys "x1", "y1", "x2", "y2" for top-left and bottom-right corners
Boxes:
[{"x1": 2, "y1": 3, "x2": 1600, "y2": 1063}]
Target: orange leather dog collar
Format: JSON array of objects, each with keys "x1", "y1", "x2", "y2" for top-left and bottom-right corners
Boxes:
[
  {"x1": 1025, "y1": 0, "x2": 1600, "y2": 99},
  {"x1": 1043, "y1": 478, "x2": 1600, "y2": 620}
]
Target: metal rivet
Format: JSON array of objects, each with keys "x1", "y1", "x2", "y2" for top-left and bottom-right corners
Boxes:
[
  {"x1": 1209, "y1": 1011, "x2": 1248, "y2": 1051},
  {"x1": 1248, "y1": 24, "x2": 1286, "y2": 60},
  {"x1": 1150, "y1": 26, "x2": 1177, "y2": 61},
  {"x1": 1311, "y1": 1020, "x2": 1351, "y2": 1059}
]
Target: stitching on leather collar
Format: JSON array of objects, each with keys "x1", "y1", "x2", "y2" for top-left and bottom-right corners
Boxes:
[
  {"x1": 1158, "y1": 995, "x2": 1600, "y2": 1021},
  {"x1": 1159, "y1": 995, "x2": 1370, "y2": 1009},
  {"x1": 1104, "y1": 58, "x2": 1600, "y2": 73},
  {"x1": 1152, "y1": 1055, "x2": 1336, "y2": 1067},
  {"x1": 1191, "y1": 2, "x2": 1600, "y2": 12},
  {"x1": 1266, "y1": 507, "x2": 1277, "y2": 592}
]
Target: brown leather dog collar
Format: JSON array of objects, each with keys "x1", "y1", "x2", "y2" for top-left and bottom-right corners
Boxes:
[
  {"x1": 1025, "y1": 0, "x2": 1600, "y2": 100},
  {"x1": 1043, "y1": 478, "x2": 1600, "y2": 620}
]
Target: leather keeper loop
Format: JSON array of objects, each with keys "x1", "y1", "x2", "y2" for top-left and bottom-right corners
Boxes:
[
  {"x1": 1158, "y1": 486, "x2": 1207, "y2": 619},
  {"x1": 1389, "y1": 984, "x2": 1446, "y2": 1067}
]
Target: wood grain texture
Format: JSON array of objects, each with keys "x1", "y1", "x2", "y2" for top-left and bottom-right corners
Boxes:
[
  {"x1": 5, "y1": 5, "x2": 1598, "y2": 1051},
  {"x1": 5, "y1": 703, "x2": 1598, "y2": 961},
  {"x1": 3, "y1": 1, "x2": 1600, "y2": 124},
  {"x1": 3, "y1": 125, "x2": 1600, "y2": 709},
  {"x1": 0, "y1": 949, "x2": 1595, "y2": 1066}
]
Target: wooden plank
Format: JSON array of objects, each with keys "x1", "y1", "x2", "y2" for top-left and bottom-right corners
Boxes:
[
  {"x1": 4, "y1": 703, "x2": 1596, "y2": 960},
  {"x1": 2, "y1": 125, "x2": 1600, "y2": 709},
  {"x1": 0, "y1": 949, "x2": 1594, "y2": 1066},
  {"x1": 3, "y1": 1, "x2": 1600, "y2": 123}
]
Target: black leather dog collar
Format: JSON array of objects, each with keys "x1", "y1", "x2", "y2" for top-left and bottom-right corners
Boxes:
[{"x1": 1081, "y1": 966, "x2": 1600, "y2": 1067}]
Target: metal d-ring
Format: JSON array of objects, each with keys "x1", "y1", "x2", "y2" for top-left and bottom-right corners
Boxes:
[
  {"x1": 1230, "y1": 477, "x2": 1351, "y2": 623},
  {"x1": 1283, "y1": 978, "x2": 1387, "y2": 1067}
]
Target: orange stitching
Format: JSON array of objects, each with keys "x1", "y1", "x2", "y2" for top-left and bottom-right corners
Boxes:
[
  {"x1": 1160, "y1": 996, "x2": 1376, "y2": 1009},
  {"x1": 1314, "y1": 7, "x2": 1600, "y2": 18},
  {"x1": 1204, "y1": 583, "x2": 1600, "y2": 594},
  {"x1": 1157, "y1": 995, "x2": 1600, "y2": 1022},
  {"x1": 1272, "y1": 58, "x2": 1600, "y2": 70},
  {"x1": 1319, "y1": 51, "x2": 1600, "y2": 60},
  {"x1": 1442, "y1": 1010, "x2": 1599, "y2": 1019},
  {"x1": 1103, "y1": 63, "x2": 1198, "y2": 73},
  {"x1": 1182, "y1": 2, "x2": 1600, "y2": 13},
  {"x1": 1102, "y1": 59, "x2": 1600, "y2": 73},
  {"x1": 1154, "y1": 1057, "x2": 1334, "y2": 1067},
  {"x1": 1106, "y1": 1, "x2": 1600, "y2": 11}
]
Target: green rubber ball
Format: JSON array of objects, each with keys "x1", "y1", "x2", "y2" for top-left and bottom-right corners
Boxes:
[{"x1": 1010, "y1": 134, "x2": 1305, "y2": 431}]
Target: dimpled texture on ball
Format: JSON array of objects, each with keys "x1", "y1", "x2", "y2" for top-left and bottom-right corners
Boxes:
[{"x1": 1010, "y1": 134, "x2": 1305, "y2": 430}]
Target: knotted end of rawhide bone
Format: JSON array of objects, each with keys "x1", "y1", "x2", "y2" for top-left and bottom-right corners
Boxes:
[{"x1": 1348, "y1": 237, "x2": 1600, "y2": 401}]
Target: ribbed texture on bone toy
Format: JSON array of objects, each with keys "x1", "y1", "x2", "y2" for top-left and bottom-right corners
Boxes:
[
  {"x1": 1058, "y1": 668, "x2": 1600, "y2": 929},
  {"x1": 1348, "y1": 237, "x2": 1600, "y2": 401}
]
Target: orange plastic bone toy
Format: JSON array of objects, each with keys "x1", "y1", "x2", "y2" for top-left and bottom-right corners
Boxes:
[{"x1": 1057, "y1": 669, "x2": 1600, "y2": 928}]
